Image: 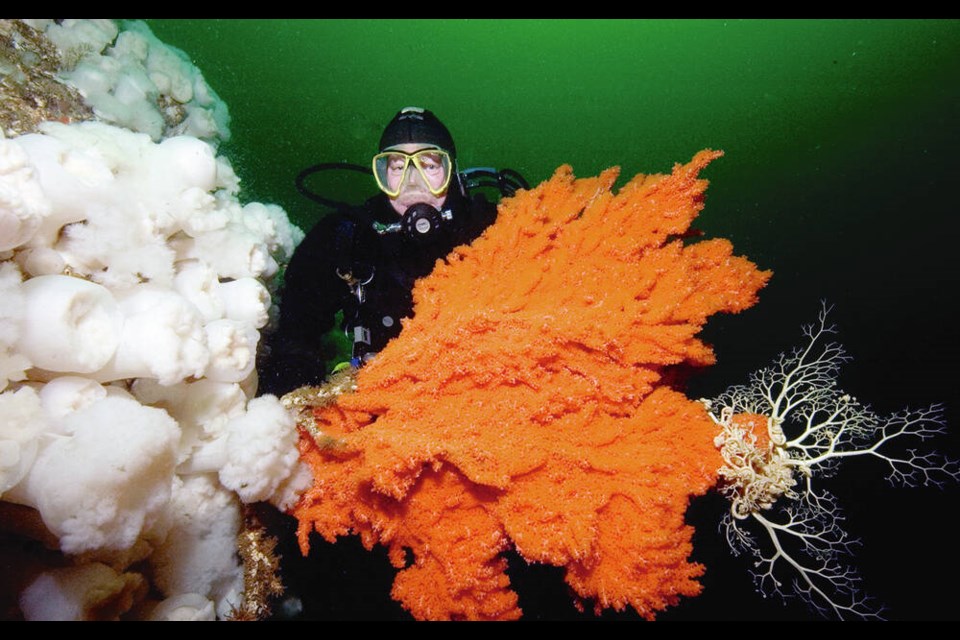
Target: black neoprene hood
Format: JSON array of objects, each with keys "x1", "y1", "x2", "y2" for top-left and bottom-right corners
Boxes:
[{"x1": 378, "y1": 107, "x2": 457, "y2": 160}]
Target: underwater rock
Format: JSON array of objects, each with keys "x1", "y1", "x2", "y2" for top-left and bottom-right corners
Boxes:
[{"x1": 0, "y1": 20, "x2": 95, "y2": 138}]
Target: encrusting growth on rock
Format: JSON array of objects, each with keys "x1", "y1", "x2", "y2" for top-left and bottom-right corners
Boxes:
[
  {"x1": 229, "y1": 504, "x2": 285, "y2": 621},
  {"x1": 281, "y1": 367, "x2": 356, "y2": 450},
  {"x1": 0, "y1": 20, "x2": 95, "y2": 137},
  {"x1": 292, "y1": 151, "x2": 771, "y2": 620}
]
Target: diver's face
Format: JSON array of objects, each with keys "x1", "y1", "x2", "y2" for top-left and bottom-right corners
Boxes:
[{"x1": 384, "y1": 143, "x2": 448, "y2": 215}]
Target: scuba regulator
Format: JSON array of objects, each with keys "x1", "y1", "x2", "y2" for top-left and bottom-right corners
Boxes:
[{"x1": 372, "y1": 202, "x2": 453, "y2": 244}]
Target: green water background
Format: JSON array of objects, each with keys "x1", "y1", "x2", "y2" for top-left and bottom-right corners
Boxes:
[{"x1": 144, "y1": 19, "x2": 960, "y2": 620}]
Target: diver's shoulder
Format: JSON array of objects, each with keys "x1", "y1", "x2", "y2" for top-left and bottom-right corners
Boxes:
[{"x1": 299, "y1": 201, "x2": 374, "y2": 238}]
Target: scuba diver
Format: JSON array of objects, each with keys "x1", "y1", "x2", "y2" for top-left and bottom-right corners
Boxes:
[{"x1": 259, "y1": 107, "x2": 527, "y2": 396}]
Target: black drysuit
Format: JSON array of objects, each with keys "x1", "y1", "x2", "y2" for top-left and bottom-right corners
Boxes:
[{"x1": 259, "y1": 189, "x2": 497, "y2": 396}]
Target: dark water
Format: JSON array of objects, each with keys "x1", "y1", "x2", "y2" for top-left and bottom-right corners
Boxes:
[{"x1": 145, "y1": 19, "x2": 960, "y2": 620}]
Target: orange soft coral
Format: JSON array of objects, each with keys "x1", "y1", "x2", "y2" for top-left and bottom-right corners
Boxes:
[{"x1": 292, "y1": 150, "x2": 771, "y2": 620}]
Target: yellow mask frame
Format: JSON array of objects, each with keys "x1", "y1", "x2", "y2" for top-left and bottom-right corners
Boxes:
[{"x1": 372, "y1": 148, "x2": 453, "y2": 198}]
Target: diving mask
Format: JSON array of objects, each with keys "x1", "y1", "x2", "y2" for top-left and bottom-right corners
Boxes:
[{"x1": 372, "y1": 147, "x2": 453, "y2": 198}]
